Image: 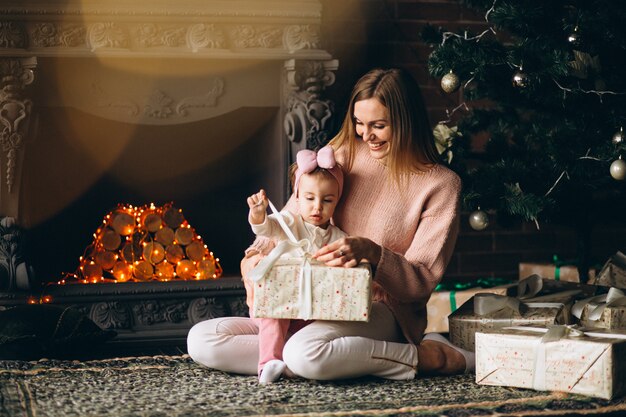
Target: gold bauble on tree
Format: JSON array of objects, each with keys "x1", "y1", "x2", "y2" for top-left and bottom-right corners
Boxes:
[
  {"x1": 610, "y1": 158, "x2": 626, "y2": 181},
  {"x1": 469, "y1": 209, "x2": 489, "y2": 231},
  {"x1": 441, "y1": 70, "x2": 461, "y2": 93}
]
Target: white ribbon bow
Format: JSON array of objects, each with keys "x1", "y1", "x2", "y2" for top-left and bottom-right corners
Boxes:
[{"x1": 571, "y1": 287, "x2": 626, "y2": 322}]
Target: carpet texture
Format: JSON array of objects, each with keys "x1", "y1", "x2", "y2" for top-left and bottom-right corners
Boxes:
[{"x1": 1, "y1": 355, "x2": 625, "y2": 417}]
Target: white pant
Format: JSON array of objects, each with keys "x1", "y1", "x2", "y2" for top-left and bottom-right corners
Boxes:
[{"x1": 187, "y1": 302, "x2": 418, "y2": 380}]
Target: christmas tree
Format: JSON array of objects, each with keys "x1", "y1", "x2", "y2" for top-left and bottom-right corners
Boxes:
[{"x1": 423, "y1": 0, "x2": 626, "y2": 281}]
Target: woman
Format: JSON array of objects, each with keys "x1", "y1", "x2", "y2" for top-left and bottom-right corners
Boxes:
[{"x1": 187, "y1": 68, "x2": 473, "y2": 380}]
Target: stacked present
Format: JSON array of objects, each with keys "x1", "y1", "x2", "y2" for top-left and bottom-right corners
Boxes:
[
  {"x1": 425, "y1": 278, "x2": 512, "y2": 333},
  {"x1": 588, "y1": 251, "x2": 626, "y2": 289},
  {"x1": 448, "y1": 275, "x2": 592, "y2": 351},
  {"x1": 471, "y1": 252, "x2": 626, "y2": 399},
  {"x1": 519, "y1": 256, "x2": 596, "y2": 283}
]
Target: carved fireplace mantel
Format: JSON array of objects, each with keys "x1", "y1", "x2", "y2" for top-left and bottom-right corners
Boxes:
[
  {"x1": 0, "y1": 1, "x2": 339, "y2": 352},
  {"x1": 0, "y1": 0, "x2": 339, "y2": 290}
]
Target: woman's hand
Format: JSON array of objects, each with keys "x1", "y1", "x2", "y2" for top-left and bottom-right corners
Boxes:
[
  {"x1": 313, "y1": 236, "x2": 381, "y2": 268},
  {"x1": 247, "y1": 189, "x2": 268, "y2": 225}
]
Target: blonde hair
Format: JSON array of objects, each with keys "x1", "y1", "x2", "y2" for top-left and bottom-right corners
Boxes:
[{"x1": 328, "y1": 68, "x2": 438, "y2": 184}]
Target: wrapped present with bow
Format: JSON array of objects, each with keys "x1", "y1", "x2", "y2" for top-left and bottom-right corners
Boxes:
[
  {"x1": 519, "y1": 255, "x2": 596, "y2": 283},
  {"x1": 248, "y1": 200, "x2": 372, "y2": 322},
  {"x1": 572, "y1": 287, "x2": 626, "y2": 329},
  {"x1": 588, "y1": 251, "x2": 626, "y2": 290},
  {"x1": 448, "y1": 274, "x2": 591, "y2": 351},
  {"x1": 425, "y1": 278, "x2": 513, "y2": 333},
  {"x1": 475, "y1": 325, "x2": 626, "y2": 399}
]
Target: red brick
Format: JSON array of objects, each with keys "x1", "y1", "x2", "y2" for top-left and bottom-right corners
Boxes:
[
  {"x1": 460, "y1": 4, "x2": 489, "y2": 22},
  {"x1": 459, "y1": 252, "x2": 521, "y2": 274},
  {"x1": 395, "y1": 22, "x2": 425, "y2": 41},
  {"x1": 454, "y1": 233, "x2": 494, "y2": 252},
  {"x1": 366, "y1": 20, "x2": 402, "y2": 41},
  {"x1": 493, "y1": 231, "x2": 557, "y2": 252},
  {"x1": 421, "y1": 85, "x2": 459, "y2": 108},
  {"x1": 397, "y1": 2, "x2": 461, "y2": 21}
]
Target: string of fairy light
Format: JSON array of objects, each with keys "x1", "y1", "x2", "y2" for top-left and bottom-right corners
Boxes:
[
  {"x1": 57, "y1": 202, "x2": 222, "y2": 285},
  {"x1": 434, "y1": 0, "x2": 626, "y2": 231}
]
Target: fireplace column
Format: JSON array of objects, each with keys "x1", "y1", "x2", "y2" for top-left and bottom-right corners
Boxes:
[
  {"x1": 283, "y1": 59, "x2": 339, "y2": 178},
  {"x1": 0, "y1": 56, "x2": 37, "y2": 291}
]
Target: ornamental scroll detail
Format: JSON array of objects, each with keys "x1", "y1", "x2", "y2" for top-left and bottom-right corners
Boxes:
[
  {"x1": 0, "y1": 58, "x2": 36, "y2": 194},
  {"x1": 19, "y1": 21, "x2": 320, "y2": 54},
  {"x1": 283, "y1": 59, "x2": 338, "y2": 151}
]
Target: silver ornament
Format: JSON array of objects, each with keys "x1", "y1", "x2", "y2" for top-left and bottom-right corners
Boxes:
[
  {"x1": 512, "y1": 70, "x2": 530, "y2": 88},
  {"x1": 469, "y1": 209, "x2": 489, "y2": 231},
  {"x1": 612, "y1": 127, "x2": 624, "y2": 145},
  {"x1": 610, "y1": 158, "x2": 626, "y2": 180},
  {"x1": 441, "y1": 71, "x2": 460, "y2": 93}
]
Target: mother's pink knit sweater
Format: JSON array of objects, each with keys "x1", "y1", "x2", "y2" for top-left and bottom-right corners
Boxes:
[
  {"x1": 331, "y1": 141, "x2": 461, "y2": 344},
  {"x1": 244, "y1": 140, "x2": 461, "y2": 345}
]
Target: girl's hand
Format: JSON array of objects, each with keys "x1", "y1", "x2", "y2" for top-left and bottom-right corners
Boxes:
[
  {"x1": 313, "y1": 236, "x2": 381, "y2": 268},
  {"x1": 247, "y1": 189, "x2": 268, "y2": 225}
]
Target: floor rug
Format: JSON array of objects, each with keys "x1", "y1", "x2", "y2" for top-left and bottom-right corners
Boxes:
[{"x1": 1, "y1": 355, "x2": 625, "y2": 417}]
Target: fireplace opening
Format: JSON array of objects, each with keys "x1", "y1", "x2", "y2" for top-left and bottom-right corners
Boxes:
[{"x1": 23, "y1": 102, "x2": 285, "y2": 283}]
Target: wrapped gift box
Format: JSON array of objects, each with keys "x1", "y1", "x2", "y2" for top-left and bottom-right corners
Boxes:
[
  {"x1": 476, "y1": 327, "x2": 626, "y2": 399},
  {"x1": 573, "y1": 288, "x2": 626, "y2": 330},
  {"x1": 588, "y1": 251, "x2": 626, "y2": 289},
  {"x1": 448, "y1": 290, "x2": 578, "y2": 351},
  {"x1": 425, "y1": 285, "x2": 510, "y2": 333},
  {"x1": 519, "y1": 262, "x2": 596, "y2": 283},
  {"x1": 578, "y1": 303, "x2": 626, "y2": 330},
  {"x1": 252, "y1": 257, "x2": 372, "y2": 321}
]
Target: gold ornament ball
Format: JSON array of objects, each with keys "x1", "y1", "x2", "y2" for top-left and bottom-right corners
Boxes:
[
  {"x1": 441, "y1": 71, "x2": 460, "y2": 93},
  {"x1": 512, "y1": 70, "x2": 530, "y2": 88},
  {"x1": 610, "y1": 159, "x2": 626, "y2": 180},
  {"x1": 469, "y1": 210, "x2": 489, "y2": 231},
  {"x1": 612, "y1": 128, "x2": 624, "y2": 145}
]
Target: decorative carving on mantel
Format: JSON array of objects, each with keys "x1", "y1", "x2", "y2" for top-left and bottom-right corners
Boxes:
[
  {"x1": 0, "y1": 22, "x2": 27, "y2": 48},
  {"x1": 90, "y1": 301, "x2": 132, "y2": 330},
  {"x1": 0, "y1": 57, "x2": 36, "y2": 196},
  {"x1": 87, "y1": 22, "x2": 130, "y2": 51},
  {"x1": 89, "y1": 77, "x2": 224, "y2": 122},
  {"x1": 133, "y1": 300, "x2": 188, "y2": 325},
  {"x1": 3, "y1": 20, "x2": 326, "y2": 58},
  {"x1": 0, "y1": 216, "x2": 35, "y2": 291},
  {"x1": 283, "y1": 59, "x2": 339, "y2": 152},
  {"x1": 188, "y1": 297, "x2": 226, "y2": 324}
]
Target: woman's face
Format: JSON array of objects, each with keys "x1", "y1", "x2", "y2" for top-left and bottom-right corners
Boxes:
[{"x1": 353, "y1": 98, "x2": 392, "y2": 161}]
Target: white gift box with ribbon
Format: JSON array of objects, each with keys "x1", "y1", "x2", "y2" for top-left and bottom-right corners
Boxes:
[
  {"x1": 476, "y1": 325, "x2": 626, "y2": 399},
  {"x1": 248, "y1": 200, "x2": 372, "y2": 321}
]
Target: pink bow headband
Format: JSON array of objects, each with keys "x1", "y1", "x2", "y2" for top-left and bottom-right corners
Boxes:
[{"x1": 294, "y1": 146, "x2": 344, "y2": 197}]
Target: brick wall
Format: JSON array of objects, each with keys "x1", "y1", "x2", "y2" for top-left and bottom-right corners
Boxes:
[{"x1": 320, "y1": 0, "x2": 626, "y2": 283}]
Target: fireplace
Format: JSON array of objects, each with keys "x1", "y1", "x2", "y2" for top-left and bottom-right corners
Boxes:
[{"x1": 0, "y1": 0, "x2": 339, "y2": 353}]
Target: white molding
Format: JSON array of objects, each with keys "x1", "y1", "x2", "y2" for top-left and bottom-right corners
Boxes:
[{"x1": 0, "y1": 1, "x2": 329, "y2": 59}]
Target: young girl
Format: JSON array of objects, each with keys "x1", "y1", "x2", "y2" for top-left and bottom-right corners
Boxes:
[{"x1": 246, "y1": 145, "x2": 346, "y2": 384}]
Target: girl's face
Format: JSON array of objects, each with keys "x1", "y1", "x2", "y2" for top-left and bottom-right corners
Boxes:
[
  {"x1": 353, "y1": 98, "x2": 392, "y2": 161},
  {"x1": 296, "y1": 174, "x2": 340, "y2": 228}
]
